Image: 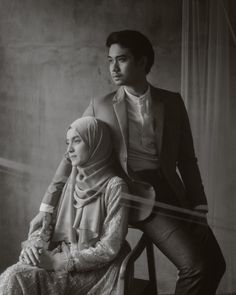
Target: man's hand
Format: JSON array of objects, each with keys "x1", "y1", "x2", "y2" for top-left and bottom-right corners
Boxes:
[
  {"x1": 19, "y1": 245, "x2": 40, "y2": 266},
  {"x1": 28, "y1": 211, "x2": 52, "y2": 236}
]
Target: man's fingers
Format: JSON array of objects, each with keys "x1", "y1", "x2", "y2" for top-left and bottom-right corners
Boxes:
[
  {"x1": 21, "y1": 251, "x2": 32, "y2": 265},
  {"x1": 24, "y1": 248, "x2": 38, "y2": 265},
  {"x1": 19, "y1": 250, "x2": 25, "y2": 263},
  {"x1": 31, "y1": 246, "x2": 41, "y2": 262}
]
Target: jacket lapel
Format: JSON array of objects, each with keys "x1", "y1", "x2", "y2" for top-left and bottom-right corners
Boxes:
[
  {"x1": 112, "y1": 86, "x2": 165, "y2": 160},
  {"x1": 150, "y1": 86, "x2": 165, "y2": 157},
  {"x1": 112, "y1": 87, "x2": 129, "y2": 155}
]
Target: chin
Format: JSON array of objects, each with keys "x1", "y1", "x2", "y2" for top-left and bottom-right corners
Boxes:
[
  {"x1": 112, "y1": 79, "x2": 125, "y2": 86},
  {"x1": 71, "y1": 159, "x2": 79, "y2": 167}
]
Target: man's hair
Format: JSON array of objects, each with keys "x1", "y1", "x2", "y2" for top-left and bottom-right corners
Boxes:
[{"x1": 106, "y1": 30, "x2": 155, "y2": 74}]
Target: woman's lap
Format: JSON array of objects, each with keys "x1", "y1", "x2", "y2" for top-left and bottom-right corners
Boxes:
[
  {"x1": 0, "y1": 243, "x2": 130, "y2": 295},
  {"x1": 0, "y1": 262, "x2": 107, "y2": 295}
]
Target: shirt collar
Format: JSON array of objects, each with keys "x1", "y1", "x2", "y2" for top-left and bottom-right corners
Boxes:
[{"x1": 124, "y1": 85, "x2": 150, "y2": 104}]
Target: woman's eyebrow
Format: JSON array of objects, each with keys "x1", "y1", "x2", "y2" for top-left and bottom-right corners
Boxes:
[{"x1": 66, "y1": 135, "x2": 80, "y2": 143}]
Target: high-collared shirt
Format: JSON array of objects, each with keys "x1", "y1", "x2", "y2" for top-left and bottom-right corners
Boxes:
[
  {"x1": 124, "y1": 86, "x2": 159, "y2": 171},
  {"x1": 39, "y1": 87, "x2": 208, "y2": 214}
]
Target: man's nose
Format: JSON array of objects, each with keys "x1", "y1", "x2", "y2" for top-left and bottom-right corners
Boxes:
[{"x1": 112, "y1": 60, "x2": 119, "y2": 72}]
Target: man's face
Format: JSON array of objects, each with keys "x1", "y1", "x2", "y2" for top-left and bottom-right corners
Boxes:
[{"x1": 108, "y1": 43, "x2": 145, "y2": 87}]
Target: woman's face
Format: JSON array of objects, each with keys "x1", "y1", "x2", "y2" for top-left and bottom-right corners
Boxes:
[{"x1": 66, "y1": 128, "x2": 90, "y2": 167}]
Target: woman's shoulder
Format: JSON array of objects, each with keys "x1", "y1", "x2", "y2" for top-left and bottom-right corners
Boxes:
[
  {"x1": 104, "y1": 177, "x2": 128, "y2": 205},
  {"x1": 107, "y1": 176, "x2": 128, "y2": 191}
]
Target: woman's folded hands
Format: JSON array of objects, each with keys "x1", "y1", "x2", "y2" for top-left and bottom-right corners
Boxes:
[
  {"x1": 19, "y1": 243, "x2": 71, "y2": 272},
  {"x1": 38, "y1": 248, "x2": 68, "y2": 271}
]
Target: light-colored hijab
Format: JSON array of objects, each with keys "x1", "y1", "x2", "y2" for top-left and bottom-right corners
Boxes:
[{"x1": 52, "y1": 117, "x2": 115, "y2": 250}]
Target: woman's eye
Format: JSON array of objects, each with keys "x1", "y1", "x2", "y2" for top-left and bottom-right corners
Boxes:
[{"x1": 74, "y1": 138, "x2": 81, "y2": 143}]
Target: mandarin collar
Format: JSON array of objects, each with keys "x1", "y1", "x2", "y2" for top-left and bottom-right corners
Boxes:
[{"x1": 124, "y1": 85, "x2": 150, "y2": 102}]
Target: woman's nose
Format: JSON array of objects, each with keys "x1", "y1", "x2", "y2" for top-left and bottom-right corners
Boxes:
[{"x1": 67, "y1": 143, "x2": 74, "y2": 153}]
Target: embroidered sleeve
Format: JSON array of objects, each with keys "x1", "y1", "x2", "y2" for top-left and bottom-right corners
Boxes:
[{"x1": 70, "y1": 177, "x2": 129, "y2": 272}]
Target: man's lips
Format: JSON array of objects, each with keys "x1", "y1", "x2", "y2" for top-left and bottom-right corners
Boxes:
[{"x1": 112, "y1": 74, "x2": 122, "y2": 79}]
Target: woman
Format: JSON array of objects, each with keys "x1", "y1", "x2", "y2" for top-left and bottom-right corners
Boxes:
[{"x1": 0, "y1": 117, "x2": 130, "y2": 295}]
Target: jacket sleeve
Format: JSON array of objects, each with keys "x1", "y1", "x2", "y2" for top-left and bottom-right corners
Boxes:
[
  {"x1": 82, "y1": 100, "x2": 95, "y2": 117},
  {"x1": 70, "y1": 178, "x2": 129, "y2": 272},
  {"x1": 177, "y1": 95, "x2": 208, "y2": 210},
  {"x1": 40, "y1": 156, "x2": 72, "y2": 209}
]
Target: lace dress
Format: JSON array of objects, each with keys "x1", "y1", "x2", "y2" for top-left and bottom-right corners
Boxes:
[{"x1": 0, "y1": 177, "x2": 130, "y2": 295}]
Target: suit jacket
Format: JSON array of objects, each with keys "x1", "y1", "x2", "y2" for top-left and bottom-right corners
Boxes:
[{"x1": 42, "y1": 85, "x2": 207, "y2": 222}]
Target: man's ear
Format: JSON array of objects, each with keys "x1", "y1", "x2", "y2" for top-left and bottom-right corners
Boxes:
[{"x1": 138, "y1": 56, "x2": 148, "y2": 73}]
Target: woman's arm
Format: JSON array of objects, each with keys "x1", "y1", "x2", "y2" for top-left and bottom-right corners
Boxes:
[{"x1": 71, "y1": 178, "x2": 129, "y2": 272}]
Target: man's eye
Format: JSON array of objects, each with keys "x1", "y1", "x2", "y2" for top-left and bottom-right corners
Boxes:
[{"x1": 118, "y1": 58, "x2": 126, "y2": 62}]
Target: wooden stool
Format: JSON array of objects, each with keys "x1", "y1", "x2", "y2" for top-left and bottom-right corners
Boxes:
[{"x1": 117, "y1": 229, "x2": 158, "y2": 295}]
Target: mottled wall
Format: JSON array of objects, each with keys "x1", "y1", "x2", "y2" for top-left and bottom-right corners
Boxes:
[{"x1": 0, "y1": 0, "x2": 182, "y2": 293}]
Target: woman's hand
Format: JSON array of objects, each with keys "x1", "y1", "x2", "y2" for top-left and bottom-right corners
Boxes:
[
  {"x1": 38, "y1": 249, "x2": 68, "y2": 271},
  {"x1": 37, "y1": 250, "x2": 55, "y2": 270},
  {"x1": 19, "y1": 245, "x2": 41, "y2": 266}
]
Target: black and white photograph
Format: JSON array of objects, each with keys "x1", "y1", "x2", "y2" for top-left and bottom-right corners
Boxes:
[{"x1": 0, "y1": 0, "x2": 235, "y2": 294}]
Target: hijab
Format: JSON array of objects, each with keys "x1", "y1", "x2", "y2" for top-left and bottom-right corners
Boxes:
[{"x1": 52, "y1": 117, "x2": 115, "y2": 250}]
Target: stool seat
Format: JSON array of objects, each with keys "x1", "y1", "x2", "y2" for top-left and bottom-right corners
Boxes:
[{"x1": 117, "y1": 228, "x2": 158, "y2": 295}]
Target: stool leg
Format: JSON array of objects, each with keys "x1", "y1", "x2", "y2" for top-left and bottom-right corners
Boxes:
[{"x1": 146, "y1": 238, "x2": 158, "y2": 295}]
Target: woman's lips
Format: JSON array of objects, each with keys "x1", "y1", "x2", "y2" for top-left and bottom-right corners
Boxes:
[{"x1": 113, "y1": 75, "x2": 122, "y2": 80}]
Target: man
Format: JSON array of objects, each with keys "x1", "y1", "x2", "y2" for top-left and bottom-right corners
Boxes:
[{"x1": 30, "y1": 30, "x2": 225, "y2": 294}]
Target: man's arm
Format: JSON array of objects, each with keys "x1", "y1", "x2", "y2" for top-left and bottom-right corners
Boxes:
[
  {"x1": 177, "y1": 95, "x2": 208, "y2": 212},
  {"x1": 40, "y1": 156, "x2": 72, "y2": 207},
  {"x1": 29, "y1": 156, "x2": 72, "y2": 235},
  {"x1": 82, "y1": 99, "x2": 95, "y2": 117},
  {"x1": 29, "y1": 100, "x2": 96, "y2": 235}
]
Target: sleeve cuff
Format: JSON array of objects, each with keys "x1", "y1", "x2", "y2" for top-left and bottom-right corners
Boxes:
[
  {"x1": 194, "y1": 204, "x2": 208, "y2": 211},
  {"x1": 39, "y1": 203, "x2": 54, "y2": 213}
]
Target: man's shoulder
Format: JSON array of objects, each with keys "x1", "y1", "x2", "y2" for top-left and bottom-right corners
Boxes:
[
  {"x1": 94, "y1": 89, "x2": 117, "y2": 103},
  {"x1": 93, "y1": 85, "x2": 183, "y2": 105},
  {"x1": 151, "y1": 85, "x2": 181, "y2": 99},
  {"x1": 89, "y1": 89, "x2": 118, "y2": 117},
  {"x1": 150, "y1": 85, "x2": 183, "y2": 105}
]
